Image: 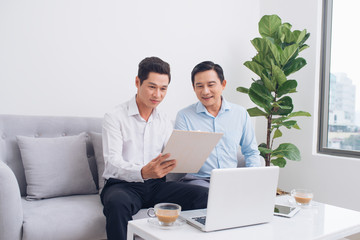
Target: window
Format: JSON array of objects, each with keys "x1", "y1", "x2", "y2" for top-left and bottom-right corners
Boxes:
[{"x1": 319, "y1": 0, "x2": 360, "y2": 157}]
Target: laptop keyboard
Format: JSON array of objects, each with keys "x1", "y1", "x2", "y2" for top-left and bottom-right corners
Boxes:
[{"x1": 193, "y1": 216, "x2": 206, "y2": 225}]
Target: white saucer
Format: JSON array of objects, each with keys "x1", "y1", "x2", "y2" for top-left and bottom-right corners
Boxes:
[{"x1": 147, "y1": 218, "x2": 185, "y2": 230}]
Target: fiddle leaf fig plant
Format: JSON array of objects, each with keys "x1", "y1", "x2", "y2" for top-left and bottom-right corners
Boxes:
[{"x1": 237, "y1": 14, "x2": 311, "y2": 168}]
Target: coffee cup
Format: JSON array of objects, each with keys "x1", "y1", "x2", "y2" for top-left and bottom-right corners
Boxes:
[
  {"x1": 291, "y1": 189, "x2": 313, "y2": 206},
  {"x1": 147, "y1": 203, "x2": 181, "y2": 226}
]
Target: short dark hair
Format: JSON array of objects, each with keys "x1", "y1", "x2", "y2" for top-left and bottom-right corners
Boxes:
[
  {"x1": 137, "y1": 57, "x2": 171, "y2": 85},
  {"x1": 191, "y1": 61, "x2": 225, "y2": 86}
]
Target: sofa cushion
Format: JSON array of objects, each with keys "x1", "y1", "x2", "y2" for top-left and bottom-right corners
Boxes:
[
  {"x1": 22, "y1": 195, "x2": 106, "y2": 240},
  {"x1": 89, "y1": 132, "x2": 105, "y2": 193},
  {"x1": 17, "y1": 133, "x2": 98, "y2": 200}
]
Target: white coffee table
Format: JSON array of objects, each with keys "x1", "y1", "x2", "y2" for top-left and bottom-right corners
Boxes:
[{"x1": 127, "y1": 196, "x2": 360, "y2": 240}]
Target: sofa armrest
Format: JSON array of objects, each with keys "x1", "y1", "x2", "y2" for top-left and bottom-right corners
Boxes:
[{"x1": 0, "y1": 160, "x2": 23, "y2": 240}]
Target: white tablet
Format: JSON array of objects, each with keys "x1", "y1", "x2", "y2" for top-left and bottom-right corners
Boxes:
[
  {"x1": 274, "y1": 204, "x2": 301, "y2": 218},
  {"x1": 162, "y1": 130, "x2": 223, "y2": 173}
]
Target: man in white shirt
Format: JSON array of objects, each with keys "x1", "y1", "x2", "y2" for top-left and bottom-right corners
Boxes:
[{"x1": 100, "y1": 57, "x2": 208, "y2": 240}]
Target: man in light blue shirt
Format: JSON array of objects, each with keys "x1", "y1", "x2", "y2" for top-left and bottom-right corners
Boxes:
[{"x1": 175, "y1": 61, "x2": 261, "y2": 187}]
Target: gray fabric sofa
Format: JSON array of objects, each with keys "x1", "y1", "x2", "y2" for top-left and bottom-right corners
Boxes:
[{"x1": 0, "y1": 114, "x2": 149, "y2": 240}]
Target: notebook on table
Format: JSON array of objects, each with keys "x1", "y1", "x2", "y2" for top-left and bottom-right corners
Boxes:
[{"x1": 179, "y1": 166, "x2": 279, "y2": 232}]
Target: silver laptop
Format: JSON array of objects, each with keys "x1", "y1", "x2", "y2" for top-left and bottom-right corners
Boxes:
[{"x1": 179, "y1": 166, "x2": 279, "y2": 232}]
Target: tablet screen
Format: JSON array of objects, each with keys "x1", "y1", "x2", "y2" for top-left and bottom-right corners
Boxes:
[
  {"x1": 275, "y1": 205, "x2": 294, "y2": 214},
  {"x1": 274, "y1": 204, "x2": 300, "y2": 218}
]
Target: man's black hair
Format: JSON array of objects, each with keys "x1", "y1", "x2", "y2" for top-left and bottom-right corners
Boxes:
[
  {"x1": 191, "y1": 61, "x2": 225, "y2": 86},
  {"x1": 138, "y1": 57, "x2": 171, "y2": 85}
]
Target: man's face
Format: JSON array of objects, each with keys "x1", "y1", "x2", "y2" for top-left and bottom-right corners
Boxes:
[
  {"x1": 135, "y1": 72, "x2": 169, "y2": 110},
  {"x1": 193, "y1": 69, "x2": 226, "y2": 111}
]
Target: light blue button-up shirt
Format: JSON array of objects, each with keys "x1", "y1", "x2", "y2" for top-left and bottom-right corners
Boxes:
[{"x1": 174, "y1": 98, "x2": 261, "y2": 178}]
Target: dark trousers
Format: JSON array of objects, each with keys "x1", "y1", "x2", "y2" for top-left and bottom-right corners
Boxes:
[{"x1": 100, "y1": 177, "x2": 209, "y2": 240}]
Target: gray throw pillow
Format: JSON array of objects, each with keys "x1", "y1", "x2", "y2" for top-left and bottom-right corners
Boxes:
[
  {"x1": 89, "y1": 132, "x2": 105, "y2": 193},
  {"x1": 17, "y1": 133, "x2": 98, "y2": 200}
]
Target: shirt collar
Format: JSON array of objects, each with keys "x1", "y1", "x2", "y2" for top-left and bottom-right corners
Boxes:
[
  {"x1": 195, "y1": 96, "x2": 231, "y2": 115},
  {"x1": 128, "y1": 95, "x2": 159, "y2": 120},
  {"x1": 128, "y1": 95, "x2": 139, "y2": 116}
]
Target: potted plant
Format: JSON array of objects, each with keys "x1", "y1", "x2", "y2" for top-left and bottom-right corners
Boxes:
[{"x1": 237, "y1": 14, "x2": 311, "y2": 168}]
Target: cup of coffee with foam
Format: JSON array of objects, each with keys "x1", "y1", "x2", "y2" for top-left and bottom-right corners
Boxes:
[
  {"x1": 147, "y1": 203, "x2": 181, "y2": 226},
  {"x1": 291, "y1": 189, "x2": 313, "y2": 206}
]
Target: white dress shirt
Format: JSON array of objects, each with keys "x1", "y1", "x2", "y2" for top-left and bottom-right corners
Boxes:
[{"x1": 102, "y1": 96, "x2": 173, "y2": 182}]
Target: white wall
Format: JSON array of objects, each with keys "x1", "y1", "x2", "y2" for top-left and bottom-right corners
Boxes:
[
  {"x1": 0, "y1": 0, "x2": 260, "y2": 120},
  {"x1": 258, "y1": 0, "x2": 360, "y2": 211},
  {"x1": 2, "y1": 0, "x2": 359, "y2": 211}
]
